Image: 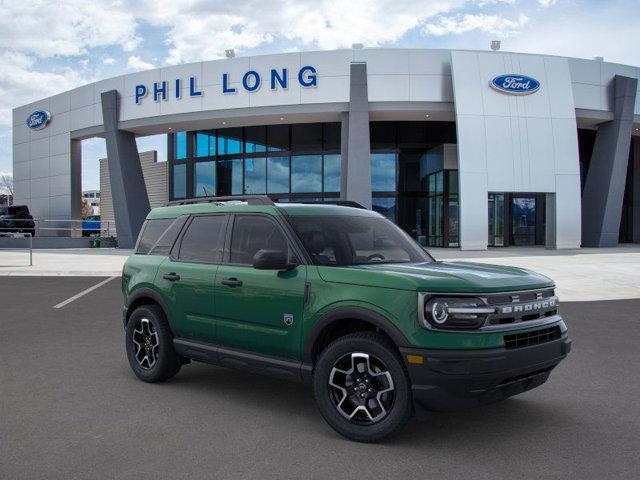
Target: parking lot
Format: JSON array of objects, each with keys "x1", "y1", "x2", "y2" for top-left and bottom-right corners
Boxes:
[{"x1": 1, "y1": 276, "x2": 639, "y2": 480}]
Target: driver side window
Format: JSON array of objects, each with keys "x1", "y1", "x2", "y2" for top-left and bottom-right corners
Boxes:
[{"x1": 229, "y1": 215, "x2": 290, "y2": 265}]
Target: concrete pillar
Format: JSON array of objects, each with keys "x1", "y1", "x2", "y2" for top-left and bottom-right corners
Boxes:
[
  {"x1": 101, "y1": 90, "x2": 150, "y2": 249},
  {"x1": 340, "y1": 63, "x2": 372, "y2": 209},
  {"x1": 545, "y1": 193, "x2": 557, "y2": 249},
  {"x1": 582, "y1": 75, "x2": 638, "y2": 247},
  {"x1": 633, "y1": 138, "x2": 640, "y2": 243}
]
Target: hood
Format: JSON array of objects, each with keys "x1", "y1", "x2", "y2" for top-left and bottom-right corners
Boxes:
[{"x1": 316, "y1": 261, "x2": 554, "y2": 293}]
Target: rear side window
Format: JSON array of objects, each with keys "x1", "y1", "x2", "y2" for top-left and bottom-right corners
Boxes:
[
  {"x1": 178, "y1": 215, "x2": 227, "y2": 263},
  {"x1": 136, "y1": 218, "x2": 174, "y2": 254},
  {"x1": 149, "y1": 216, "x2": 188, "y2": 255}
]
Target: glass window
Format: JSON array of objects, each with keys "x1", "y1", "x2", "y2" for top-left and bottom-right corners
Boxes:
[
  {"x1": 244, "y1": 157, "x2": 266, "y2": 194},
  {"x1": 174, "y1": 131, "x2": 187, "y2": 160},
  {"x1": 217, "y1": 127, "x2": 243, "y2": 155},
  {"x1": 267, "y1": 124, "x2": 289, "y2": 152},
  {"x1": 216, "y1": 159, "x2": 243, "y2": 195},
  {"x1": 398, "y1": 122, "x2": 426, "y2": 148},
  {"x1": 136, "y1": 218, "x2": 174, "y2": 254},
  {"x1": 195, "y1": 131, "x2": 215, "y2": 157},
  {"x1": 323, "y1": 123, "x2": 341, "y2": 151},
  {"x1": 370, "y1": 122, "x2": 396, "y2": 150},
  {"x1": 150, "y1": 216, "x2": 188, "y2": 256},
  {"x1": 371, "y1": 153, "x2": 396, "y2": 192},
  {"x1": 173, "y1": 163, "x2": 186, "y2": 199},
  {"x1": 372, "y1": 197, "x2": 397, "y2": 223},
  {"x1": 179, "y1": 215, "x2": 228, "y2": 263},
  {"x1": 245, "y1": 126, "x2": 267, "y2": 153},
  {"x1": 194, "y1": 161, "x2": 216, "y2": 197},
  {"x1": 323, "y1": 154, "x2": 341, "y2": 193},
  {"x1": 229, "y1": 215, "x2": 289, "y2": 265},
  {"x1": 291, "y1": 155, "x2": 322, "y2": 193},
  {"x1": 288, "y1": 215, "x2": 431, "y2": 266},
  {"x1": 267, "y1": 156, "x2": 290, "y2": 193},
  {"x1": 292, "y1": 123, "x2": 322, "y2": 151}
]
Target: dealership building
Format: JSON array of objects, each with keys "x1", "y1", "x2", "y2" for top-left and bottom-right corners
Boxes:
[{"x1": 11, "y1": 48, "x2": 640, "y2": 249}]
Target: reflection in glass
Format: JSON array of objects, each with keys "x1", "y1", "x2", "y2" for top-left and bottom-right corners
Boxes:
[
  {"x1": 371, "y1": 153, "x2": 396, "y2": 191},
  {"x1": 291, "y1": 155, "x2": 322, "y2": 193},
  {"x1": 175, "y1": 132, "x2": 187, "y2": 160},
  {"x1": 267, "y1": 156, "x2": 290, "y2": 193},
  {"x1": 173, "y1": 163, "x2": 186, "y2": 199},
  {"x1": 245, "y1": 126, "x2": 267, "y2": 153},
  {"x1": 245, "y1": 157, "x2": 266, "y2": 194},
  {"x1": 194, "y1": 161, "x2": 216, "y2": 197},
  {"x1": 195, "y1": 131, "x2": 215, "y2": 157},
  {"x1": 217, "y1": 159, "x2": 243, "y2": 195},
  {"x1": 217, "y1": 128, "x2": 243, "y2": 155},
  {"x1": 323, "y1": 154, "x2": 341, "y2": 193},
  {"x1": 372, "y1": 197, "x2": 397, "y2": 223},
  {"x1": 292, "y1": 123, "x2": 322, "y2": 151}
]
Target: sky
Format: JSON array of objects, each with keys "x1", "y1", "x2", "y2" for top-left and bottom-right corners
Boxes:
[{"x1": 0, "y1": 0, "x2": 638, "y2": 192}]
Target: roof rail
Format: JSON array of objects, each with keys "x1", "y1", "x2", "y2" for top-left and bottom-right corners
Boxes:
[
  {"x1": 297, "y1": 200, "x2": 367, "y2": 209},
  {"x1": 167, "y1": 195, "x2": 275, "y2": 207}
]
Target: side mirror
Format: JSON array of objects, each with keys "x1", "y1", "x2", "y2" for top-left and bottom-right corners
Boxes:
[{"x1": 252, "y1": 249, "x2": 297, "y2": 271}]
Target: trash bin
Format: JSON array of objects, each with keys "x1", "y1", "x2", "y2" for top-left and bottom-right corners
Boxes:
[{"x1": 91, "y1": 238, "x2": 101, "y2": 248}]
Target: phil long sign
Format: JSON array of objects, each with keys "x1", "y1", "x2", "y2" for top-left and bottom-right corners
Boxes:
[{"x1": 490, "y1": 74, "x2": 540, "y2": 95}]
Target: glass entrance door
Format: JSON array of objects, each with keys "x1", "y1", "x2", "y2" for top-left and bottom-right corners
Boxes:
[
  {"x1": 510, "y1": 195, "x2": 537, "y2": 246},
  {"x1": 488, "y1": 193, "x2": 505, "y2": 246}
]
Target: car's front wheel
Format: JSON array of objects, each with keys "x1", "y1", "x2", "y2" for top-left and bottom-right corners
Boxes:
[
  {"x1": 125, "y1": 305, "x2": 181, "y2": 382},
  {"x1": 313, "y1": 332, "x2": 412, "y2": 442}
]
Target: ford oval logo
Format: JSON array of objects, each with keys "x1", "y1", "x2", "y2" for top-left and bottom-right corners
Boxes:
[
  {"x1": 26, "y1": 110, "x2": 51, "y2": 130},
  {"x1": 490, "y1": 74, "x2": 540, "y2": 95}
]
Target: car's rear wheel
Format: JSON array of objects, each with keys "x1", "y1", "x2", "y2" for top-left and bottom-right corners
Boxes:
[
  {"x1": 313, "y1": 332, "x2": 412, "y2": 442},
  {"x1": 125, "y1": 305, "x2": 181, "y2": 382}
]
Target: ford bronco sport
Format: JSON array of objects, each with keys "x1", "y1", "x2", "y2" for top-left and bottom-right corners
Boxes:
[{"x1": 122, "y1": 195, "x2": 571, "y2": 442}]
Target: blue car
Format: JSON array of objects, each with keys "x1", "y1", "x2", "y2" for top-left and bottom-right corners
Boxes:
[{"x1": 82, "y1": 215, "x2": 101, "y2": 237}]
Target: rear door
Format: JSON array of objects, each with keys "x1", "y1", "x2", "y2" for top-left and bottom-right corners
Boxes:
[
  {"x1": 213, "y1": 214, "x2": 307, "y2": 360},
  {"x1": 157, "y1": 214, "x2": 229, "y2": 343}
]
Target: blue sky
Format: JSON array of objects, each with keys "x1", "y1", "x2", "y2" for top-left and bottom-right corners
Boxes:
[{"x1": 1, "y1": 0, "x2": 638, "y2": 192}]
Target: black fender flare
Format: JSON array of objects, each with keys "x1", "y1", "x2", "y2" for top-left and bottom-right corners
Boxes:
[
  {"x1": 124, "y1": 287, "x2": 176, "y2": 333},
  {"x1": 303, "y1": 306, "x2": 410, "y2": 364}
]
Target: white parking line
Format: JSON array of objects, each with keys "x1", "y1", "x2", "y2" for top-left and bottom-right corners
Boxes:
[{"x1": 53, "y1": 276, "x2": 119, "y2": 309}]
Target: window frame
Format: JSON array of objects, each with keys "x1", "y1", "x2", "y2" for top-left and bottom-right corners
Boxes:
[{"x1": 170, "y1": 213, "x2": 230, "y2": 265}]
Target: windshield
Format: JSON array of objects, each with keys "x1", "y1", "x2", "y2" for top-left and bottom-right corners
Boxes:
[{"x1": 287, "y1": 214, "x2": 433, "y2": 266}]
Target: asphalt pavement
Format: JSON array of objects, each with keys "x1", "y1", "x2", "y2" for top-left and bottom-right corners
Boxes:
[{"x1": 1, "y1": 277, "x2": 639, "y2": 480}]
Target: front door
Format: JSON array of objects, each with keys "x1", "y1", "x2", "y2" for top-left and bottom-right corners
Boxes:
[
  {"x1": 510, "y1": 196, "x2": 537, "y2": 246},
  {"x1": 157, "y1": 214, "x2": 229, "y2": 342},
  {"x1": 214, "y1": 214, "x2": 307, "y2": 360}
]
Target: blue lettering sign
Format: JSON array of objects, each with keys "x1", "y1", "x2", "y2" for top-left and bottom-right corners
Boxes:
[
  {"x1": 189, "y1": 76, "x2": 202, "y2": 97},
  {"x1": 222, "y1": 73, "x2": 236, "y2": 94},
  {"x1": 153, "y1": 81, "x2": 167, "y2": 101},
  {"x1": 298, "y1": 66, "x2": 317, "y2": 87},
  {"x1": 490, "y1": 74, "x2": 540, "y2": 95},
  {"x1": 271, "y1": 68, "x2": 287, "y2": 90},
  {"x1": 242, "y1": 70, "x2": 261, "y2": 92},
  {"x1": 135, "y1": 85, "x2": 147, "y2": 104}
]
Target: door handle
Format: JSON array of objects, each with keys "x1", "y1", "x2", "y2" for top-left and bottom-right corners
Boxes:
[
  {"x1": 163, "y1": 272, "x2": 181, "y2": 282},
  {"x1": 221, "y1": 277, "x2": 243, "y2": 287}
]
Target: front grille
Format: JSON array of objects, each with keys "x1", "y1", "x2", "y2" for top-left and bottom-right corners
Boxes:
[
  {"x1": 504, "y1": 326, "x2": 562, "y2": 349},
  {"x1": 484, "y1": 288, "x2": 558, "y2": 327}
]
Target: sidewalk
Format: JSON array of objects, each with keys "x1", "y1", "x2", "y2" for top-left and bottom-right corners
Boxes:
[{"x1": 0, "y1": 246, "x2": 638, "y2": 301}]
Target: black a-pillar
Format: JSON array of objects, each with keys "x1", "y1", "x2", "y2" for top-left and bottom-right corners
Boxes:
[
  {"x1": 101, "y1": 90, "x2": 150, "y2": 249},
  {"x1": 582, "y1": 75, "x2": 638, "y2": 247}
]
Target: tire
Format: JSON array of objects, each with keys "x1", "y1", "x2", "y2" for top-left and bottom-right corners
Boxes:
[
  {"x1": 125, "y1": 304, "x2": 181, "y2": 383},
  {"x1": 313, "y1": 332, "x2": 412, "y2": 442}
]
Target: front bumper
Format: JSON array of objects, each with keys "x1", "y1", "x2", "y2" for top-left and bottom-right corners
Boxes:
[{"x1": 400, "y1": 333, "x2": 571, "y2": 411}]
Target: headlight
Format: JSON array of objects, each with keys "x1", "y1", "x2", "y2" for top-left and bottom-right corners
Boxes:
[{"x1": 420, "y1": 296, "x2": 495, "y2": 330}]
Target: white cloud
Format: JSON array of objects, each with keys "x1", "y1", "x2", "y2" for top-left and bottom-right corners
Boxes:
[
  {"x1": 538, "y1": 0, "x2": 558, "y2": 7},
  {"x1": 424, "y1": 13, "x2": 529, "y2": 36},
  {"x1": 126, "y1": 55, "x2": 156, "y2": 72},
  {"x1": 0, "y1": 0, "x2": 141, "y2": 57},
  {"x1": 102, "y1": 57, "x2": 117, "y2": 65}
]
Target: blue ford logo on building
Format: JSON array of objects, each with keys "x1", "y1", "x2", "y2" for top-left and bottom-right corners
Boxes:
[
  {"x1": 490, "y1": 74, "x2": 540, "y2": 95},
  {"x1": 26, "y1": 110, "x2": 52, "y2": 130}
]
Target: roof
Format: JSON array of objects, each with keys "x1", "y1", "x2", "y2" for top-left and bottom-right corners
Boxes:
[{"x1": 146, "y1": 201, "x2": 381, "y2": 220}]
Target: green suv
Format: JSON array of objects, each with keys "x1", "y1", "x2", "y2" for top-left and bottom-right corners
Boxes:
[{"x1": 122, "y1": 196, "x2": 571, "y2": 442}]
